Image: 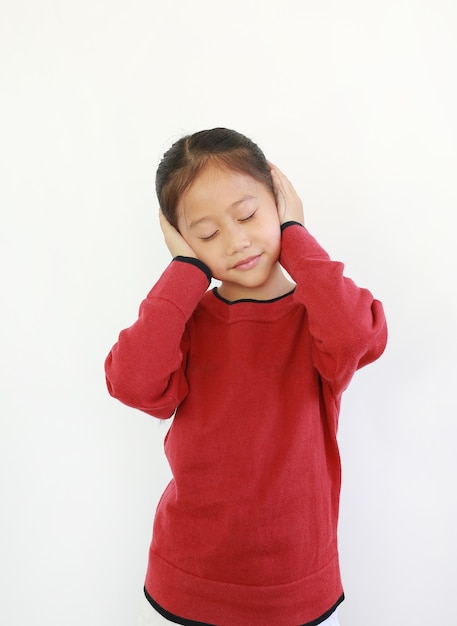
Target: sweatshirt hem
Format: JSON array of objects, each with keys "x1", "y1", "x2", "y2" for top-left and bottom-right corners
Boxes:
[
  {"x1": 145, "y1": 550, "x2": 344, "y2": 626},
  {"x1": 144, "y1": 587, "x2": 344, "y2": 626}
]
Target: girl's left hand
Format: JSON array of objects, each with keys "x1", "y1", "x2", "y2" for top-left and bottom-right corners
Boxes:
[{"x1": 268, "y1": 162, "x2": 304, "y2": 226}]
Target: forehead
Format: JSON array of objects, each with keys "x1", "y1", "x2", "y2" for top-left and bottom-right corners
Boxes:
[{"x1": 179, "y1": 166, "x2": 259, "y2": 217}]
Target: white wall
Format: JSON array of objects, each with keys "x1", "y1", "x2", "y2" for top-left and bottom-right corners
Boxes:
[{"x1": 1, "y1": 1, "x2": 456, "y2": 624}]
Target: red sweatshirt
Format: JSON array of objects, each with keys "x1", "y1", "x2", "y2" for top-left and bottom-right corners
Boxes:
[{"x1": 105, "y1": 224, "x2": 387, "y2": 626}]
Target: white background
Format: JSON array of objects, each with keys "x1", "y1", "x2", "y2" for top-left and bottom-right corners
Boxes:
[{"x1": 1, "y1": 1, "x2": 456, "y2": 625}]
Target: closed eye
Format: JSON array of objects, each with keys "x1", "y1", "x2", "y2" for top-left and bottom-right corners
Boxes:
[
  {"x1": 200, "y1": 231, "x2": 219, "y2": 242},
  {"x1": 200, "y1": 211, "x2": 256, "y2": 241},
  {"x1": 239, "y1": 211, "x2": 256, "y2": 223}
]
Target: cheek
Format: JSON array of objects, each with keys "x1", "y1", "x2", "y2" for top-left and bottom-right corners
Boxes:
[
  {"x1": 264, "y1": 216, "x2": 282, "y2": 248},
  {"x1": 265, "y1": 222, "x2": 282, "y2": 261},
  {"x1": 264, "y1": 200, "x2": 281, "y2": 228},
  {"x1": 188, "y1": 240, "x2": 221, "y2": 272},
  {"x1": 180, "y1": 230, "x2": 209, "y2": 259}
]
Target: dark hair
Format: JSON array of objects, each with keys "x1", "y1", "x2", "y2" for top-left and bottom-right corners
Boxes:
[{"x1": 156, "y1": 128, "x2": 274, "y2": 229}]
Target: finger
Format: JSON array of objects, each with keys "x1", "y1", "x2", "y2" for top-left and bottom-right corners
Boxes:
[
  {"x1": 267, "y1": 161, "x2": 286, "y2": 177},
  {"x1": 270, "y1": 168, "x2": 287, "y2": 203},
  {"x1": 159, "y1": 208, "x2": 174, "y2": 231},
  {"x1": 271, "y1": 167, "x2": 293, "y2": 190},
  {"x1": 267, "y1": 161, "x2": 284, "y2": 190},
  {"x1": 269, "y1": 173, "x2": 287, "y2": 222}
]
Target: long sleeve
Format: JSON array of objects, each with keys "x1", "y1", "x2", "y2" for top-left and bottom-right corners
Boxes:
[
  {"x1": 104, "y1": 258, "x2": 211, "y2": 418},
  {"x1": 280, "y1": 223, "x2": 387, "y2": 395}
]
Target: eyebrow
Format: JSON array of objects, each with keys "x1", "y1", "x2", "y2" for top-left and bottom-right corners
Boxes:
[{"x1": 188, "y1": 195, "x2": 256, "y2": 229}]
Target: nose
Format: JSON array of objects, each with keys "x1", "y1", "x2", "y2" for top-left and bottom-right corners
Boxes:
[{"x1": 224, "y1": 224, "x2": 251, "y2": 255}]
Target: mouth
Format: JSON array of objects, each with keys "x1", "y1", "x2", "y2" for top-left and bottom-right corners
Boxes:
[{"x1": 233, "y1": 254, "x2": 262, "y2": 271}]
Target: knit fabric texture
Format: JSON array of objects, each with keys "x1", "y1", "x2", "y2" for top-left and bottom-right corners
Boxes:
[{"x1": 105, "y1": 225, "x2": 387, "y2": 626}]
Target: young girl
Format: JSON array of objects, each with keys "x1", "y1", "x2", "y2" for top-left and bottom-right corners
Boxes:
[{"x1": 105, "y1": 128, "x2": 387, "y2": 626}]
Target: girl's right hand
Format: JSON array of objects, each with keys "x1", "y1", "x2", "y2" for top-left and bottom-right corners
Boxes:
[{"x1": 159, "y1": 209, "x2": 198, "y2": 259}]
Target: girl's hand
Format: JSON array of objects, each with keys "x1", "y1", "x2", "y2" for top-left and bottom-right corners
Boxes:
[
  {"x1": 268, "y1": 162, "x2": 304, "y2": 226},
  {"x1": 159, "y1": 209, "x2": 197, "y2": 258}
]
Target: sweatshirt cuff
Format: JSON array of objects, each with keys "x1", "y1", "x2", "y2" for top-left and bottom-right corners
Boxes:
[
  {"x1": 280, "y1": 221, "x2": 304, "y2": 233},
  {"x1": 173, "y1": 256, "x2": 212, "y2": 285}
]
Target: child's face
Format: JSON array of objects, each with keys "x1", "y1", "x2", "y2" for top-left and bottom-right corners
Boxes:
[{"x1": 177, "y1": 165, "x2": 283, "y2": 301}]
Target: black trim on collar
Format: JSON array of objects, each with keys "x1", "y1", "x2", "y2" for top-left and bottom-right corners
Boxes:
[{"x1": 213, "y1": 286, "x2": 295, "y2": 305}]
